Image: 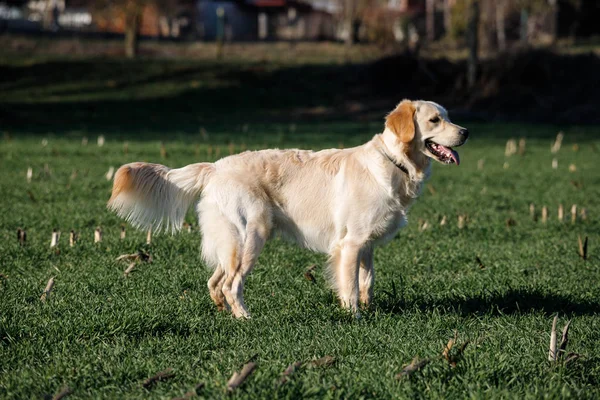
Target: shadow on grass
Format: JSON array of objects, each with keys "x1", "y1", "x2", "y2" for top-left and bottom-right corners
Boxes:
[{"x1": 376, "y1": 286, "x2": 600, "y2": 317}]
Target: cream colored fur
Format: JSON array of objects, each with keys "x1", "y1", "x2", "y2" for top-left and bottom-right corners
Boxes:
[{"x1": 108, "y1": 100, "x2": 468, "y2": 318}]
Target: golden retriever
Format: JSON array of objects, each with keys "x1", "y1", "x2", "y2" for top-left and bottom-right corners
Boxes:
[{"x1": 108, "y1": 100, "x2": 468, "y2": 318}]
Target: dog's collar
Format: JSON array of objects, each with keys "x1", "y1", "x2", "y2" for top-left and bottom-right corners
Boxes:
[
  {"x1": 381, "y1": 150, "x2": 409, "y2": 175},
  {"x1": 375, "y1": 140, "x2": 410, "y2": 175}
]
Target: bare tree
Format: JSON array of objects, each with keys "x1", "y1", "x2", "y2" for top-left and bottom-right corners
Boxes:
[
  {"x1": 426, "y1": 0, "x2": 435, "y2": 41},
  {"x1": 466, "y1": 0, "x2": 479, "y2": 88},
  {"x1": 91, "y1": 0, "x2": 179, "y2": 59},
  {"x1": 496, "y1": 0, "x2": 507, "y2": 51}
]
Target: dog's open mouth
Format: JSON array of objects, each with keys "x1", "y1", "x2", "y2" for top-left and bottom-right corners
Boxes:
[{"x1": 425, "y1": 140, "x2": 460, "y2": 165}]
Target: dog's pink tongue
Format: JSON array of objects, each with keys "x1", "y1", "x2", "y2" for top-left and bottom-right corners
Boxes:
[
  {"x1": 449, "y1": 148, "x2": 460, "y2": 165},
  {"x1": 439, "y1": 145, "x2": 460, "y2": 165}
]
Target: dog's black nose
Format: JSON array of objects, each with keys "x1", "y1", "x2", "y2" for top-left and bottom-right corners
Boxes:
[{"x1": 459, "y1": 129, "x2": 469, "y2": 139}]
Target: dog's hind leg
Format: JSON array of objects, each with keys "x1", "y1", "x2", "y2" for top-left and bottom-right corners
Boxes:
[
  {"x1": 222, "y1": 222, "x2": 268, "y2": 319},
  {"x1": 359, "y1": 248, "x2": 374, "y2": 308},
  {"x1": 207, "y1": 267, "x2": 227, "y2": 311}
]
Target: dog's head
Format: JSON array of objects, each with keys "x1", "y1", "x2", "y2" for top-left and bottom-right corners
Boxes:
[{"x1": 385, "y1": 100, "x2": 468, "y2": 165}]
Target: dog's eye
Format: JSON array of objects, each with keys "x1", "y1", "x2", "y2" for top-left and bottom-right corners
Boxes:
[{"x1": 429, "y1": 116, "x2": 440, "y2": 123}]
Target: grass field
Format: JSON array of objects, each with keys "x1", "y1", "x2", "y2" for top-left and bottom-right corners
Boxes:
[{"x1": 1, "y1": 54, "x2": 600, "y2": 399}]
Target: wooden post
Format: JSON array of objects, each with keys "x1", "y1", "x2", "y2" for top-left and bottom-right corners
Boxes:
[
  {"x1": 50, "y1": 229, "x2": 60, "y2": 248},
  {"x1": 94, "y1": 227, "x2": 103, "y2": 243}
]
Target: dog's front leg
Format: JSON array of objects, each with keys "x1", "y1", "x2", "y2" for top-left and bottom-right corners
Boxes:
[
  {"x1": 333, "y1": 240, "x2": 363, "y2": 316},
  {"x1": 359, "y1": 248, "x2": 374, "y2": 308}
]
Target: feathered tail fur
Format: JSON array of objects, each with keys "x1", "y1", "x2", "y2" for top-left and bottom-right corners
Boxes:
[{"x1": 107, "y1": 162, "x2": 214, "y2": 233}]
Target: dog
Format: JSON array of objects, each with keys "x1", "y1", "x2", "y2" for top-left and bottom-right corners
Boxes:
[{"x1": 108, "y1": 100, "x2": 468, "y2": 318}]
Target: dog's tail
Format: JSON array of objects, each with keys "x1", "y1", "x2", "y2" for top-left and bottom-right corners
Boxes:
[{"x1": 107, "y1": 162, "x2": 214, "y2": 233}]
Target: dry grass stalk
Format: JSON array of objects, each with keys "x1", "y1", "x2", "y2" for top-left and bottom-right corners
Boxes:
[
  {"x1": 227, "y1": 362, "x2": 257, "y2": 392},
  {"x1": 518, "y1": 138, "x2": 526, "y2": 155},
  {"x1": 458, "y1": 215, "x2": 466, "y2": 229},
  {"x1": 395, "y1": 357, "x2": 430, "y2": 379},
  {"x1": 569, "y1": 164, "x2": 577, "y2": 172},
  {"x1": 505, "y1": 139, "x2": 517, "y2": 157},
  {"x1": 124, "y1": 262, "x2": 136, "y2": 277},
  {"x1": 228, "y1": 142, "x2": 235, "y2": 155},
  {"x1": 97, "y1": 135, "x2": 105, "y2": 147},
  {"x1": 580, "y1": 208, "x2": 587, "y2": 221},
  {"x1": 558, "y1": 205, "x2": 564, "y2": 222},
  {"x1": 40, "y1": 277, "x2": 55, "y2": 302},
  {"x1": 529, "y1": 204, "x2": 535, "y2": 220},
  {"x1": 552, "y1": 158, "x2": 558, "y2": 169},
  {"x1": 551, "y1": 132, "x2": 563, "y2": 153},
  {"x1": 123, "y1": 141, "x2": 129, "y2": 154},
  {"x1": 558, "y1": 320, "x2": 572, "y2": 359},
  {"x1": 277, "y1": 361, "x2": 302, "y2": 386},
  {"x1": 440, "y1": 215, "x2": 447, "y2": 226},
  {"x1": 442, "y1": 337, "x2": 455, "y2": 363},
  {"x1": 69, "y1": 230, "x2": 76, "y2": 247},
  {"x1": 17, "y1": 228, "x2": 27, "y2": 246},
  {"x1": 215, "y1": 146, "x2": 221, "y2": 158},
  {"x1": 304, "y1": 264, "x2": 317, "y2": 283},
  {"x1": 50, "y1": 229, "x2": 60, "y2": 248},
  {"x1": 427, "y1": 184, "x2": 436, "y2": 195},
  {"x1": 503, "y1": 162, "x2": 509, "y2": 169},
  {"x1": 419, "y1": 220, "x2": 430, "y2": 232},
  {"x1": 309, "y1": 355, "x2": 335, "y2": 367},
  {"x1": 548, "y1": 314, "x2": 558, "y2": 361},
  {"x1": 105, "y1": 166, "x2": 115, "y2": 181},
  {"x1": 160, "y1": 142, "x2": 167, "y2": 159},
  {"x1": 475, "y1": 256, "x2": 485, "y2": 270},
  {"x1": 577, "y1": 235, "x2": 588, "y2": 260},
  {"x1": 81, "y1": 137, "x2": 88, "y2": 146},
  {"x1": 477, "y1": 159, "x2": 484, "y2": 170},
  {"x1": 183, "y1": 222, "x2": 192, "y2": 233},
  {"x1": 207, "y1": 145, "x2": 213, "y2": 158},
  {"x1": 52, "y1": 386, "x2": 73, "y2": 400},
  {"x1": 120, "y1": 226, "x2": 126, "y2": 239},
  {"x1": 116, "y1": 251, "x2": 152, "y2": 264},
  {"x1": 142, "y1": 368, "x2": 175, "y2": 389},
  {"x1": 541, "y1": 206, "x2": 548, "y2": 223},
  {"x1": 94, "y1": 227, "x2": 102, "y2": 243},
  {"x1": 571, "y1": 204, "x2": 577, "y2": 224},
  {"x1": 27, "y1": 189, "x2": 37, "y2": 202},
  {"x1": 27, "y1": 167, "x2": 32, "y2": 183},
  {"x1": 146, "y1": 228, "x2": 152, "y2": 245}
]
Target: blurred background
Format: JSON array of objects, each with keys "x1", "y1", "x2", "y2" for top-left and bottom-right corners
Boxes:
[{"x1": 1, "y1": 0, "x2": 599, "y2": 139}]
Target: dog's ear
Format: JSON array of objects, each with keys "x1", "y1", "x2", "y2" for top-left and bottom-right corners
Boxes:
[{"x1": 385, "y1": 100, "x2": 416, "y2": 143}]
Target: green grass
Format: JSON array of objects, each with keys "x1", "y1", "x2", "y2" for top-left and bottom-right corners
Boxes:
[{"x1": 1, "y1": 55, "x2": 600, "y2": 399}]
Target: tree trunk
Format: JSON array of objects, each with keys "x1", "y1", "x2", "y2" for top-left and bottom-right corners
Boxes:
[
  {"x1": 443, "y1": 0, "x2": 451, "y2": 37},
  {"x1": 496, "y1": 0, "x2": 506, "y2": 51},
  {"x1": 426, "y1": 0, "x2": 435, "y2": 42},
  {"x1": 467, "y1": 0, "x2": 479, "y2": 88},
  {"x1": 125, "y1": 11, "x2": 141, "y2": 59},
  {"x1": 344, "y1": 0, "x2": 356, "y2": 46}
]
